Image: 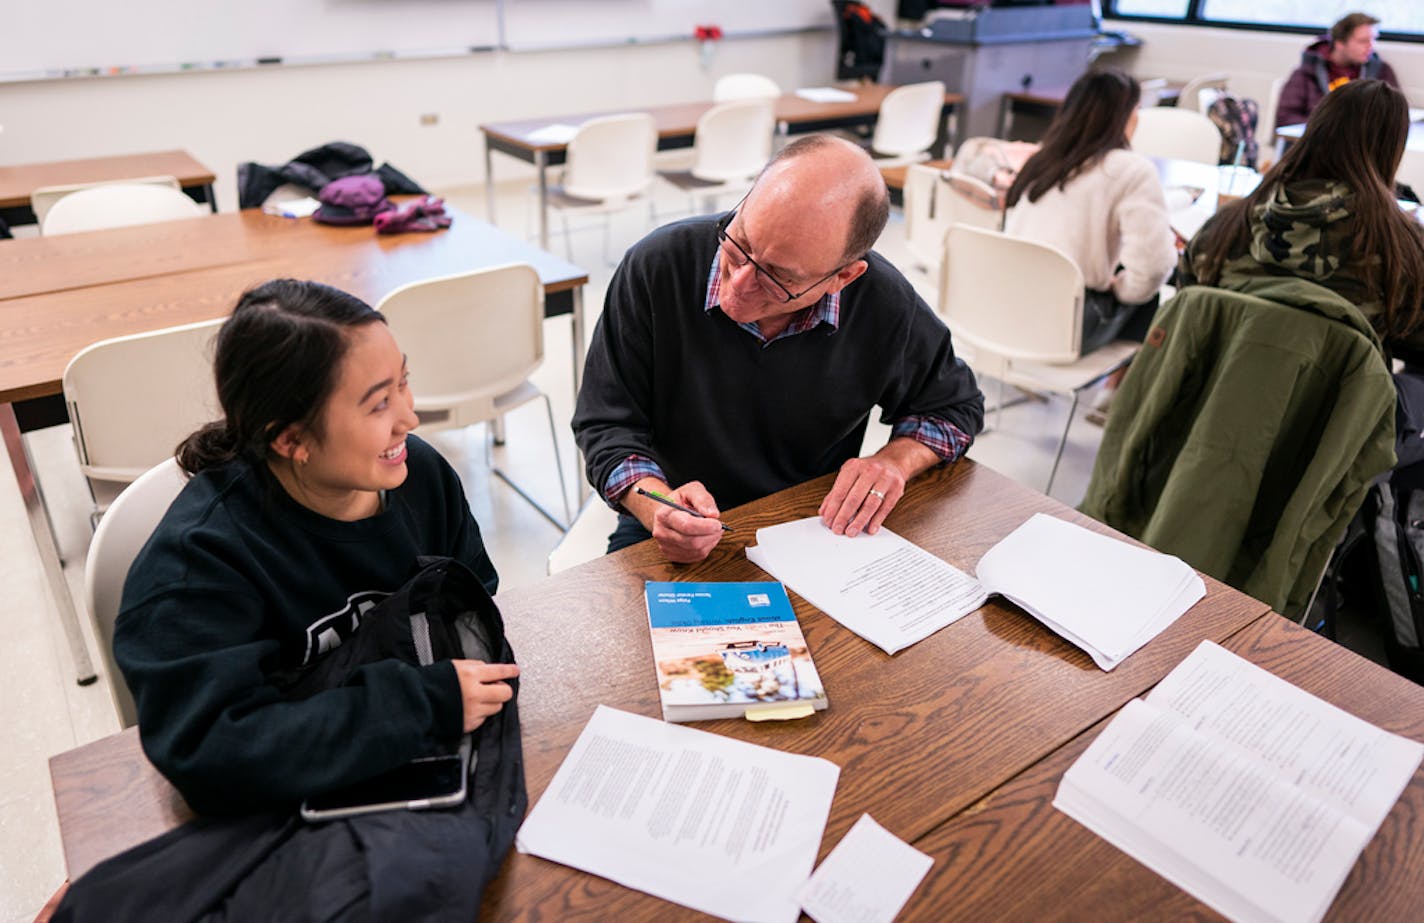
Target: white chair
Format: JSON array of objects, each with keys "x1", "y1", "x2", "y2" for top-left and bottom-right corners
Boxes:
[
  {"x1": 63, "y1": 319, "x2": 223, "y2": 525},
  {"x1": 30, "y1": 174, "x2": 182, "y2": 227},
  {"x1": 659, "y1": 99, "x2": 775, "y2": 213},
  {"x1": 713, "y1": 73, "x2": 782, "y2": 102},
  {"x1": 868, "y1": 81, "x2": 946, "y2": 167},
  {"x1": 1131, "y1": 107, "x2": 1222, "y2": 166},
  {"x1": 376, "y1": 263, "x2": 573, "y2": 531},
  {"x1": 547, "y1": 496, "x2": 621, "y2": 574},
  {"x1": 1258, "y1": 77, "x2": 1287, "y2": 161},
  {"x1": 85, "y1": 457, "x2": 190, "y2": 727},
  {"x1": 903, "y1": 164, "x2": 1000, "y2": 271},
  {"x1": 39, "y1": 181, "x2": 204, "y2": 236},
  {"x1": 1178, "y1": 72, "x2": 1230, "y2": 114},
  {"x1": 940, "y1": 224, "x2": 1139, "y2": 493},
  {"x1": 547, "y1": 113, "x2": 658, "y2": 263},
  {"x1": 1138, "y1": 77, "x2": 1169, "y2": 109}
]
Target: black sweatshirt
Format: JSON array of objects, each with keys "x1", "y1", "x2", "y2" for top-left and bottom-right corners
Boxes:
[
  {"x1": 114, "y1": 435, "x2": 497, "y2": 815},
  {"x1": 573, "y1": 214, "x2": 985, "y2": 510}
]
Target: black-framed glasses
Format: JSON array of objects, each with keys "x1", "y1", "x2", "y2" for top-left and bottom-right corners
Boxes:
[{"x1": 715, "y1": 209, "x2": 848, "y2": 304}]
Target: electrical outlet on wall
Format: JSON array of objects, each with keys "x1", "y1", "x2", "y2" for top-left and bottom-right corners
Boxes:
[{"x1": 419, "y1": 113, "x2": 439, "y2": 126}]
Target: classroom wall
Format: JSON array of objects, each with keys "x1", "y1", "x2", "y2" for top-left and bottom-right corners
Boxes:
[
  {"x1": 0, "y1": 31, "x2": 840, "y2": 212},
  {"x1": 1115, "y1": 22, "x2": 1424, "y2": 113}
]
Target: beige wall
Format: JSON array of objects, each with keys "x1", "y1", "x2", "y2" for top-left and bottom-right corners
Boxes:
[{"x1": 0, "y1": 31, "x2": 838, "y2": 211}]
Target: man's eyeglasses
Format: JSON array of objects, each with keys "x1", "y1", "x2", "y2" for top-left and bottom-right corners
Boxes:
[{"x1": 715, "y1": 210, "x2": 848, "y2": 304}]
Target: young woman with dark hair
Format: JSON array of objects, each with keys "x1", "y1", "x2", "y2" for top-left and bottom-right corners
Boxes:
[
  {"x1": 113, "y1": 278, "x2": 518, "y2": 816},
  {"x1": 1181, "y1": 78, "x2": 1424, "y2": 360},
  {"x1": 1003, "y1": 67, "x2": 1177, "y2": 354}
]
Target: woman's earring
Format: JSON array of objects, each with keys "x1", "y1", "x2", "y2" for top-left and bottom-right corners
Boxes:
[{"x1": 295, "y1": 448, "x2": 310, "y2": 466}]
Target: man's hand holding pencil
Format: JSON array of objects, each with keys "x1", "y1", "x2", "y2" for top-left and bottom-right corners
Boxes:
[{"x1": 628, "y1": 479, "x2": 728, "y2": 563}]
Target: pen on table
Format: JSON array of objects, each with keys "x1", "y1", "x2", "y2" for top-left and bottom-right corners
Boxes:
[{"x1": 635, "y1": 487, "x2": 734, "y2": 531}]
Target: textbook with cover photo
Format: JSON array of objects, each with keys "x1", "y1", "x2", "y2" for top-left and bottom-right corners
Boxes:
[{"x1": 645, "y1": 581, "x2": 827, "y2": 723}]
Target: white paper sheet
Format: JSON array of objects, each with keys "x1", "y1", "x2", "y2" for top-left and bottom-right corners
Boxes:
[
  {"x1": 797, "y1": 814, "x2": 933, "y2": 923},
  {"x1": 1055, "y1": 642, "x2": 1424, "y2": 923},
  {"x1": 796, "y1": 87, "x2": 857, "y2": 103},
  {"x1": 526, "y1": 122, "x2": 579, "y2": 144},
  {"x1": 746, "y1": 518, "x2": 986, "y2": 655},
  {"x1": 516, "y1": 705, "x2": 840, "y2": 923}
]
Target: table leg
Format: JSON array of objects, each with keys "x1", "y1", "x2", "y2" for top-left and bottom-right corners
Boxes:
[
  {"x1": 1, "y1": 405, "x2": 96, "y2": 685},
  {"x1": 485, "y1": 142, "x2": 497, "y2": 224},
  {"x1": 571, "y1": 286, "x2": 590, "y2": 504},
  {"x1": 535, "y1": 150, "x2": 550, "y2": 250}
]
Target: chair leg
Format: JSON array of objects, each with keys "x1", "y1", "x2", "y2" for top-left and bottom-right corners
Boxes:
[
  {"x1": 1046, "y1": 390, "x2": 1081, "y2": 495},
  {"x1": 562, "y1": 214, "x2": 574, "y2": 261},
  {"x1": 486, "y1": 401, "x2": 573, "y2": 533}
]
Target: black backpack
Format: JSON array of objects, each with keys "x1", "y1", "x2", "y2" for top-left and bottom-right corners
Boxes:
[
  {"x1": 1205, "y1": 92, "x2": 1260, "y2": 168},
  {"x1": 1312, "y1": 371, "x2": 1424, "y2": 684},
  {"x1": 57, "y1": 557, "x2": 526, "y2": 923}
]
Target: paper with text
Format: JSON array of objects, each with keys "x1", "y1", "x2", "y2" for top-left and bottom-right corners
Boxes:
[
  {"x1": 797, "y1": 814, "x2": 933, "y2": 923},
  {"x1": 1054, "y1": 641, "x2": 1424, "y2": 923},
  {"x1": 516, "y1": 705, "x2": 840, "y2": 923},
  {"x1": 746, "y1": 518, "x2": 986, "y2": 655}
]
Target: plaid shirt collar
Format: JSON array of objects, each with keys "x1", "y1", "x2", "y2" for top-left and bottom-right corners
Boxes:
[{"x1": 704, "y1": 250, "x2": 841, "y2": 344}]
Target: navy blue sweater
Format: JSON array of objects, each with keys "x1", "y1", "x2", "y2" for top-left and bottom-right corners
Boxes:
[{"x1": 573, "y1": 214, "x2": 984, "y2": 510}]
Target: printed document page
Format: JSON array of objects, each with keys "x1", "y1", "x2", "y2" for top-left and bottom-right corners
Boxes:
[
  {"x1": 975, "y1": 513, "x2": 1204, "y2": 669},
  {"x1": 516, "y1": 705, "x2": 840, "y2": 923},
  {"x1": 797, "y1": 814, "x2": 933, "y2": 923},
  {"x1": 746, "y1": 517, "x2": 986, "y2": 655},
  {"x1": 1055, "y1": 642, "x2": 1424, "y2": 923}
]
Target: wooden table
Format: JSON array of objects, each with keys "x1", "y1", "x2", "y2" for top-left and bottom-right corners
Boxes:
[
  {"x1": 905, "y1": 612, "x2": 1424, "y2": 922},
  {"x1": 0, "y1": 150, "x2": 217, "y2": 227},
  {"x1": 51, "y1": 459, "x2": 1270, "y2": 916},
  {"x1": 480, "y1": 86, "x2": 964, "y2": 248},
  {"x1": 2, "y1": 207, "x2": 588, "y2": 685}
]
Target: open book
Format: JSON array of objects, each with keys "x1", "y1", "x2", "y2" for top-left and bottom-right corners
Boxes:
[
  {"x1": 746, "y1": 513, "x2": 1203, "y2": 669},
  {"x1": 1055, "y1": 640, "x2": 1424, "y2": 923},
  {"x1": 645, "y1": 582, "x2": 827, "y2": 722}
]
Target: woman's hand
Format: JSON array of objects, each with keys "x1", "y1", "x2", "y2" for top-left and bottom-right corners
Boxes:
[{"x1": 451, "y1": 660, "x2": 520, "y2": 732}]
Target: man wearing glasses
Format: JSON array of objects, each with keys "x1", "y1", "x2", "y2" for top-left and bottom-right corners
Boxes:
[{"x1": 574, "y1": 134, "x2": 984, "y2": 562}]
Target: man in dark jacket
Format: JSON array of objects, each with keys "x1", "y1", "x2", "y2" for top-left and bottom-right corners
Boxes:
[{"x1": 1276, "y1": 12, "x2": 1399, "y2": 128}]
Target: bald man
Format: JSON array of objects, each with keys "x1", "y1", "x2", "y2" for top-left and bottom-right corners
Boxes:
[{"x1": 573, "y1": 134, "x2": 985, "y2": 562}]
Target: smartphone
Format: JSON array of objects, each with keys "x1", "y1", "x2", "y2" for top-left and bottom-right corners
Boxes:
[{"x1": 300, "y1": 744, "x2": 469, "y2": 822}]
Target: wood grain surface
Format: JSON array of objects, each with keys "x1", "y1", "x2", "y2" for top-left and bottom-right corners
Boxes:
[
  {"x1": 0, "y1": 150, "x2": 214, "y2": 210},
  {"x1": 903, "y1": 614, "x2": 1424, "y2": 923},
  {"x1": 0, "y1": 207, "x2": 587, "y2": 404}
]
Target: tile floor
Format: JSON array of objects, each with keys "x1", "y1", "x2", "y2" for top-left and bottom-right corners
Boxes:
[{"x1": 0, "y1": 179, "x2": 1176, "y2": 920}]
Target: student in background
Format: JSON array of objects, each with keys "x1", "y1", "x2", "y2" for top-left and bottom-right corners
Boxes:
[
  {"x1": 1003, "y1": 67, "x2": 1177, "y2": 356},
  {"x1": 113, "y1": 279, "x2": 518, "y2": 817},
  {"x1": 1181, "y1": 79, "x2": 1424, "y2": 364},
  {"x1": 1276, "y1": 12, "x2": 1400, "y2": 129}
]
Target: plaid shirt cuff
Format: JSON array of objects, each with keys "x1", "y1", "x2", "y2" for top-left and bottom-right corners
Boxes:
[
  {"x1": 891, "y1": 415, "x2": 973, "y2": 463},
  {"x1": 603, "y1": 455, "x2": 667, "y2": 508}
]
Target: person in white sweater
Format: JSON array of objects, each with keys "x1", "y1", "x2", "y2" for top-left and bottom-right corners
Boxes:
[{"x1": 1003, "y1": 67, "x2": 1178, "y2": 355}]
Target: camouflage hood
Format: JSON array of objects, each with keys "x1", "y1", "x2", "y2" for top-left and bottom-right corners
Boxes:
[{"x1": 1247, "y1": 179, "x2": 1354, "y2": 284}]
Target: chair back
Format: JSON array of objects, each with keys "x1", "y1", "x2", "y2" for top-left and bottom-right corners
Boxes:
[
  {"x1": 904, "y1": 165, "x2": 1001, "y2": 269},
  {"x1": 1179, "y1": 72, "x2": 1230, "y2": 114},
  {"x1": 40, "y1": 181, "x2": 203, "y2": 236},
  {"x1": 940, "y1": 223, "x2": 1084, "y2": 365},
  {"x1": 377, "y1": 263, "x2": 545, "y2": 431},
  {"x1": 563, "y1": 113, "x2": 658, "y2": 202},
  {"x1": 1137, "y1": 77, "x2": 1168, "y2": 109},
  {"x1": 689, "y1": 99, "x2": 776, "y2": 184},
  {"x1": 84, "y1": 457, "x2": 190, "y2": 727},
  {"x1": 713, "y1": 73, "x2": 781, "y2": 102},
  {"x1": 1259, "y1": 76, "x2": 1287, "y2": 149},
  {"x1": 1131, "y1": 107, "x2": 1222, "y2": 166},
  {"x1": 871, "y1": 81, "x2": 945, "y2": 159},
  {"x1": 31, "y1": 174, "x2": 181, "y2": 227},
  {"x1": 63, "y1": 319, "x2": 223, "y2": 486}
]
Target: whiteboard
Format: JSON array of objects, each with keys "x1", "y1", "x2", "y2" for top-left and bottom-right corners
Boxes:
[
  {"x1": 501, "y1": 0, "x2": 836, "y2": 51},
  {"x1": 4, "y1": 0, "x2": 501, "y2": 81}
]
